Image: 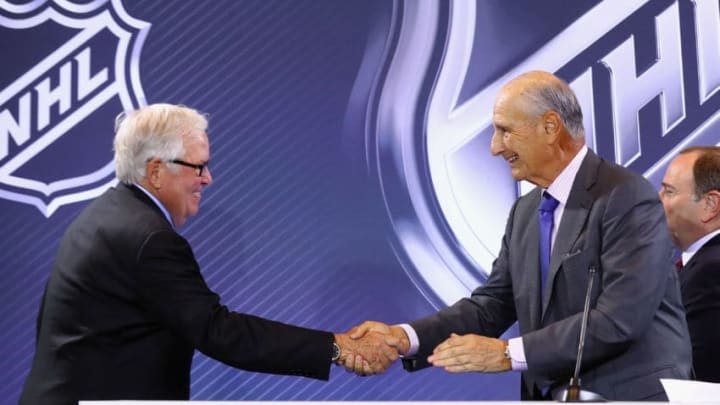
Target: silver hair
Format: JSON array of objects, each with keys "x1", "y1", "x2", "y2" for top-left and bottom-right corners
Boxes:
[
  {"x1": 523, "y1": 77, "x2": 585, "y2": 140},
  {"x1": 113, "y1": 104, "x2": 208, "y2": 183}
]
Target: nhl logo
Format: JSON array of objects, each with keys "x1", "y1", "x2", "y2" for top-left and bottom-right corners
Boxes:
[
  {"x1": 372, "y1": 0, "x2": 720, "y2": 307},
  {"x1": 0, "y1": 0, "x2": 149, "y2": 216}
]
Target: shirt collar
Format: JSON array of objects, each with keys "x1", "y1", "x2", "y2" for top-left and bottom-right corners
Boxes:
[
  {"x1": 682, "y1": 229, "x2": 720, "y2": 265},
  {"x1": 132, "y1": 182, "x2": 174, "y2": 227},
  {"x1": 545, "y1": 145, "x2": 588, "y2": 204}
]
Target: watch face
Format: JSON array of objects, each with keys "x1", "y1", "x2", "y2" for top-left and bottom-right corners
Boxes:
[{"x1": 332, "y1": 342, "x2": 340, "y2": 361}]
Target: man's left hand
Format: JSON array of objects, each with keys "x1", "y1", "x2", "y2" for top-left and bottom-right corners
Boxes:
[{"x1": 428, "y1": 333, "x2": 511, "y2": 373}]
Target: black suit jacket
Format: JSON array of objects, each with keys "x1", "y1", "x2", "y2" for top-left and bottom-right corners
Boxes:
[
  {"x1": 679, "y1": 233, "x2": 720, "y2": 382},
  {"x1": 405, "y1": 151, "x2": 692, "y2": 400},
  {"x1": 20, "y1": 183, "x2": 334, "y2": 405}
]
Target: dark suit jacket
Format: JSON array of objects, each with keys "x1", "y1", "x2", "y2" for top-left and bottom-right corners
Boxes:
[
  {"x1": 20, "y1": 183, "x2": 334, "y2": 405},
  {"x1": 406, "y1": 150, "x2": 692, "y2": 400},
  {"x1": 679, "y1": 233, "x2": 720, "y2": 382}
]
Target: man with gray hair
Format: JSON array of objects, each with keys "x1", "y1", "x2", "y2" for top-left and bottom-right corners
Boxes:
[
  {"x1": 660, "y1": 146, "x2": 720, "y2": 382},
  {"x1": 19, "y1": 104, "x2": 398, "y2": 405},
  {"x1": 348, "y1": 71, "x2": 692, "y2": 400}
]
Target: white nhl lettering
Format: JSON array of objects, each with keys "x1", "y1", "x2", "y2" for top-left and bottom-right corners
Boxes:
[
  {"x1": 0, "y1": 46, "x2": 109, "y2": 160},
  {"x1": 600, "y1": 2, "x2": 685, "y2": 166}
]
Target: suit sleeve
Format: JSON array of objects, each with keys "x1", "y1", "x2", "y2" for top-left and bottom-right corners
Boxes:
[
  {"x1": 135, "y1": 230, "x2": 335, "y2": 380},
  {"x1": 523, "y1": 175, "x2": 675, "y2": 378},
  {"x1": 405, "y1": 201, "x2": 520, "y2": 370}
]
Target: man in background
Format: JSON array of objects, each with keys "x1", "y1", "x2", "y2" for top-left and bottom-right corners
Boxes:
[
  {"x1": 19, "y1": 104, "x2": 397, "y2": 405},
  {"x1": 660, "y1": 146, "x2": 720, "y2": 382},
  {"x1": 348, "y1": 70, "x2": 692, "y2": 400}
]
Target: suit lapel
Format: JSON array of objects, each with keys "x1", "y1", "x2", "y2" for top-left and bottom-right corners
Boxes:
[
  {"x1": 541, "y1": 152, "x2": 599, "y2": 317},
  {"x1": 680, "y1": 233, "x2": 720, "y2": 285},
  {"x1": 525, "y1": 189, "x2": 544, "y2": 331},
  {"x1": 683, "y1": 233, "x2": 720, "y2": 269}
]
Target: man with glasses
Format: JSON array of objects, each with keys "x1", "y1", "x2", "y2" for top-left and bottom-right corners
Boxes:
[{"x1": 19, "y1": 104, "x2": 399, "y2": 405}]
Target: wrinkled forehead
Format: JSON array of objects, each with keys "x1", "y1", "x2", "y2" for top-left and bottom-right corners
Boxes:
[{"x1": 493, "y1": 86, "x2": 536, "y2": 123}]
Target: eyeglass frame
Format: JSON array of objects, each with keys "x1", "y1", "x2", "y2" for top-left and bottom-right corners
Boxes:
[{"x1": 169, "y1": 159, "x2": 208, "y2": 177}]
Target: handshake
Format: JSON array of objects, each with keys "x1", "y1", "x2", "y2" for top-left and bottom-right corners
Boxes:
[
  {"x1": 332, "y1": 321, "x2": 511, "y2": 376},
  {"x1": 333, "y1": 321, "x2": 409, "y2": 376}
]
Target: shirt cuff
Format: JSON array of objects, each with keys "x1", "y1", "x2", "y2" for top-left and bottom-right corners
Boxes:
[
  {"x1": 508, "y1": 337, "x2": 528, "y2": 371},
  {"x1": 397, "y1": 323, "x2": 420, "y2": 356}
]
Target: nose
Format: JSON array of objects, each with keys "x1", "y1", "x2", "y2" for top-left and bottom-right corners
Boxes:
[
  {"x1": 490, "y1": 129, "x2": 504, "y2": 156},
  {"x1": 202, "y1": 166, "x2": 213, "y2": 185}
]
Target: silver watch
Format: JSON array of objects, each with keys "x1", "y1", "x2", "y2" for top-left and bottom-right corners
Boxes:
[
  {"x1": 503, "y1": 343, "x2": 511, "y2": 360},
  {"x1": 331, "y1": 342, "x2": 341, "y2": 362}
]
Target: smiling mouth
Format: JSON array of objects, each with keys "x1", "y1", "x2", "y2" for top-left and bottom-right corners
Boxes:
[{"x1": 507, "y1": 153, "x2": 519, "y2": 163}]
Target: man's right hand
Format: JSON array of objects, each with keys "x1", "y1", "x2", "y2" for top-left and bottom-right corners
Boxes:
[
  {"x1": 340, "y1": 320, "x2": 411, "y2": 375},
  {"x1": 333, "y1": 331, "x2": 399, "y2": 376}
]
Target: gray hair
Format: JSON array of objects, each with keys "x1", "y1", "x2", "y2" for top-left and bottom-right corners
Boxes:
[
  {"x1": 522, "y1": 74, "x2": 585, "y2": 140},
  {"x1": 113, "y1": 104, "x2": 208, "y2": 183}
]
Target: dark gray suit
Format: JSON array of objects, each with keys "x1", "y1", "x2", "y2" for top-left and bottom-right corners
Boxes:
[
  {"x1": 406, "y1": 151, "x2": 692, "y2": 400},
  {"x1": 20, "y1": 183, "x2": 334, "y2": 405}
]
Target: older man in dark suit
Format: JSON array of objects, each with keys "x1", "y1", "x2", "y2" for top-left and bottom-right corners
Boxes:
[
  {"x1": 661, "y1": 146, "x2": 720, "y2": 383},
  {"x1": 348, "y1": 71, "x2": 692, "y2": 400},
  {"x1": 19, "y1": 104, "x2": 398, "y2": 405}
]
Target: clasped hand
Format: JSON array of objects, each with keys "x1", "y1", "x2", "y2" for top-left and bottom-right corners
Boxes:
[
  {"x1": 334, "y1": 321, "x2": 409, "y2": 375},
  {"x1": 341, "y1": 321, "x2": 510, "y2": 375},
  {"x1": 333, "y1": 328, "x2": 399, "y2": 375}
]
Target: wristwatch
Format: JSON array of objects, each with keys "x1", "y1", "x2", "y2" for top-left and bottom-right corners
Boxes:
[
  {"x1": 331, "y1": 342, "x2": 341, "y2": 363},
  {"x1": 503, "y1": 341, "x2": 511, "y2": 361}
]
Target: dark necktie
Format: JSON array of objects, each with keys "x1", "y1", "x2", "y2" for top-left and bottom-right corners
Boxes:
[
  {"x1": 675, "y1": 258, "x2": 683, "y2": 271},
  {"x1": 539, "y1": 192, "x2": 560, "y2": 300}
]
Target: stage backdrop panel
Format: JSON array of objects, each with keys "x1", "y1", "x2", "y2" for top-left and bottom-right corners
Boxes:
[{"x1": 1, "y1": 0, "x2": 718, "y2": 403}]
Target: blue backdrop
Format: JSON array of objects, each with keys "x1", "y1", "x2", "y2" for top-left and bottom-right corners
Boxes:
[{"x1": 1, "y1": 0, "x2": 719, "y2": 403}]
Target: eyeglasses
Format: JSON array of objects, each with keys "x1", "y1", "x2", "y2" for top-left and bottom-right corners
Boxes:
[{"x1": 170, "y1": 159, "x2": 208, "y2": 177}]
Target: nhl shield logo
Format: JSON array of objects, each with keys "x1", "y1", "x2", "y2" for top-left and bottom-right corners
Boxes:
[
  {"x1": 0, "y1": 0, "x2": 149, "y2": 217},
  {"x1": 372, "y1": 0, "x2": 720, "y2": 307}
]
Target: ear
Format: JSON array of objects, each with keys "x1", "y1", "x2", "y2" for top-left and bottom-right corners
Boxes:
[
  {"x1": 701, "y1": 190, "x2": 720, "y2": 223},
  {"x1": 146, "y1": 158, "x2": 163, "y2": 189},
  {"x1": 541, "y1": 111, "x2": 561, "y2": 143}
]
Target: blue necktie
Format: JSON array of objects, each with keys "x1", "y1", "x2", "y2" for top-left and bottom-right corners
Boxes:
[{"x1": 539, "y1": 192, "x2": 559, "y2": 300}]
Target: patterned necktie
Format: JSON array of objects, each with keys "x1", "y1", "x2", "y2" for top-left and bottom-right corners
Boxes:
[{"x1": 539, "y1": 192, "x2": 560, "y2": 300}]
